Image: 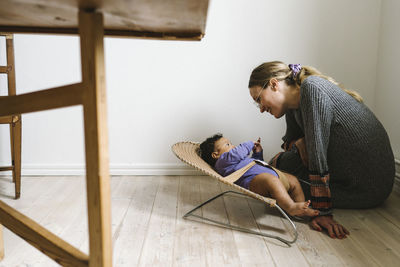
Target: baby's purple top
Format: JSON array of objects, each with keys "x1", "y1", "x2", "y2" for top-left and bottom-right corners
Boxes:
[{"x1": 215, "y1": 141, "x2": 277, "y2": 189}]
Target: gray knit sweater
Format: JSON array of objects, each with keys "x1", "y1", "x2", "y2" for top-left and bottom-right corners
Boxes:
[{"x1": 283, "y1": 76, "x2": 394, "y2": 212}]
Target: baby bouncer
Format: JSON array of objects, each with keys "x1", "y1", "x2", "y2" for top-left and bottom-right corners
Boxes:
[{"x1": 172, "y1": 141, "x2": 298, "y2": 246}]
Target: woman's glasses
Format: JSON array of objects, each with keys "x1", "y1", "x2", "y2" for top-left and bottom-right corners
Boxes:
[{"x1": 253, "y1": 80, "x2": 269, "y2": 108}]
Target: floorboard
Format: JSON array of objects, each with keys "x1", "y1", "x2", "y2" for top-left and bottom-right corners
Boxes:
[
  {"x1": 219, "y1": 183, "x2": 275, "y2": 266},
  {"x1": 0, "y1": 175, "x2": 399, "y2": 267},
  {"x1": 198, "y1": 176, "x2": 241, "y2": 267},
  {"x1": 173, "y1": 176, "x2": 207, "y2": 267}
]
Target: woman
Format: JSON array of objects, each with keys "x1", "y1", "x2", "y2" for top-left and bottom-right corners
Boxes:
[{"x1": 248, "y1": 61, "x2": 395, "y2": 239}]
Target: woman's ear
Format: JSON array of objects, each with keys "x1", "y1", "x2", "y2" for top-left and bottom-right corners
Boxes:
[
  {"x1": 211, "y1": 151, "x2": 219, "y2": 159},
  {"x1": 270, "y1": 78, "x2": 279, "y2": 91}
]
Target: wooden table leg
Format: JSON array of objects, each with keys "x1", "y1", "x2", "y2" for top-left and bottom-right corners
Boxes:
[
  {"x1": 79, "y1": 10, "x2": 112, "y2": 267},
  {"x1": 0, "y1": 224, "x2": 4, "y2": 260}
]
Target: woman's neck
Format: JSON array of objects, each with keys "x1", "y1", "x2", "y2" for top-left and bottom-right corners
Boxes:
[{"x1": 285, "y1": 84, "x2": 301, "y2": 109}]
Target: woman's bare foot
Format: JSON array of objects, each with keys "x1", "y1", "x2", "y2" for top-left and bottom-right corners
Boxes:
[{"x1": 287, "y1": 200, "x2": 319, "y2": 217}]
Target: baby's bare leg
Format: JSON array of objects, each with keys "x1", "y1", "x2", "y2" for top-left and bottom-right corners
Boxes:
[
  {"x1": 284, "y1": 172, "x2": 305, "y2": 202},
  {"x1": 250, "y1": 173, "x2": 293, "y2": 209},
  {"x1": 249, "y1": 173, "x2": 318, "y2": 217}
]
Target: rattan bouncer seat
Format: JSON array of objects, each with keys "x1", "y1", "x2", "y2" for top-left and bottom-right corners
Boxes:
[{"x1": 172, "y1": 141, "x2": 298, "y2": 246}]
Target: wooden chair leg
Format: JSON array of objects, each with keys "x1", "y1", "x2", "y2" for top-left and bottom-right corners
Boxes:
[
  {"x1": 5, "y1": 34, "x2": 21, "y2": 199},
  {"x1": 79, "y1": 10, "x2": 112, "y2": 267},
  {"x1": 12, "y1": 118, "x2": 21, "y2": 199},
  {"x1": 9, "y1": 121, "x2": 15, "y2": 184}
]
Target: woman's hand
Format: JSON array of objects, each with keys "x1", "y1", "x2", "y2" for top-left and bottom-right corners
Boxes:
[
  {"x1": 253, "y1": 137, "x2": 263, "y2": 153},
  {"x1": 310, "y1": 215, "x2": 350, "y2": 239},
  {"x1": 295, "y1": 137, "x2": 308, "y2": 167}
]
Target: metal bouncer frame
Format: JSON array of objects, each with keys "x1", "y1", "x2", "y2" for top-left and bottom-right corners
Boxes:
[{"x1": 182, "y1": 190, "x2": 298, "y2": 247}]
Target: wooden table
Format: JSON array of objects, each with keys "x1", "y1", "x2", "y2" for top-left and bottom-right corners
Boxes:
[{"x1": 0, "y1": 1, "x2": 209, "y2": 266}]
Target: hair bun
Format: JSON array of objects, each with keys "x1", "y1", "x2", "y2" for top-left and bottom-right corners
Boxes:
[{"x1": 288, "y1": 64, "x2": 302, "y2": 78}]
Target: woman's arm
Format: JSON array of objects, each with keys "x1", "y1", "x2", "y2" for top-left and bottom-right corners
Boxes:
[
  {"x1": 299, "y1": 82, "x2": 351, "y2": 238},
  {"x1": 300, "y1": 82, "x2": 333, "y2": 214},
  {"x1": 295, "y1": 135, "x2": 349, "y2": 238}
]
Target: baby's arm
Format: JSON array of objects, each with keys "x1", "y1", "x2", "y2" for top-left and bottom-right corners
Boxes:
[
  {"x1": 215, "y1": 141, "x2": 254, "y2": 175},
  {"x1": 251, "y1": 137, "x2": 264, "y2": 161},
  {"x1": 223, "y1": 141, "x2": 254, "y2": 164}
]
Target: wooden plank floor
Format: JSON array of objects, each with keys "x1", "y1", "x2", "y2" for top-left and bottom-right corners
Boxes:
[{"x1": 0, "y1": 175, "x2": 399, "y2": 266}]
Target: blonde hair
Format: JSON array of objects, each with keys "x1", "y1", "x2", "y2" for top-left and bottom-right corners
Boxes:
[{"x1": 248, "y1": 61, "x2": 363, "y2": 103}]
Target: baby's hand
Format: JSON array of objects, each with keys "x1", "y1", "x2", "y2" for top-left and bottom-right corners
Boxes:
[{"x1": 253, "y1": 137, "x2": 263, "y2": 153}]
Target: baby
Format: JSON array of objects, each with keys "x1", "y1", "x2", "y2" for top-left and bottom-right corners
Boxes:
[{"x1": 200, "y1": 133, "x2": 319, "y2": 217}]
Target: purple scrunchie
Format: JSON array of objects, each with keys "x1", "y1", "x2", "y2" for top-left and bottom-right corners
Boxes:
[{"x1": 288, "y1": 64, "x2": 302, "y2": 78}]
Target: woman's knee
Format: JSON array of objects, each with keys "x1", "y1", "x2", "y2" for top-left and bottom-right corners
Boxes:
[
  {"x1": 269, "y1": 149, "x2": 306, "y2": 176},
  {"x1": 282, "y1": 172, "x2": 299, "y2": 187}
]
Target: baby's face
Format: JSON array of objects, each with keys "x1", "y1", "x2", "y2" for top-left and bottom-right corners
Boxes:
[{"x1": 213, "y1": 137, "x2": 235, "y2": 158}]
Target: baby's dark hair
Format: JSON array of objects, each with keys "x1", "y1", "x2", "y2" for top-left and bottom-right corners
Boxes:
[{"x1": 199, "y1": 133, "x2": 223, "y2": 167}]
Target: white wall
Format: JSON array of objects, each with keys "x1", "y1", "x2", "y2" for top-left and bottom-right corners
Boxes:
[
  {"x1": 375, "y1": 0, "x2": 400, "y2": 161},
  {"x1": 0, "y1": 0, "x2": 383, "y2": 175}
]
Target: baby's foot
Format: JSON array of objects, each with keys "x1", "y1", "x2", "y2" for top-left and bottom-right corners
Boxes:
[{"x1": 288, "y1": 200, "x2": 319, "y2": 217}]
